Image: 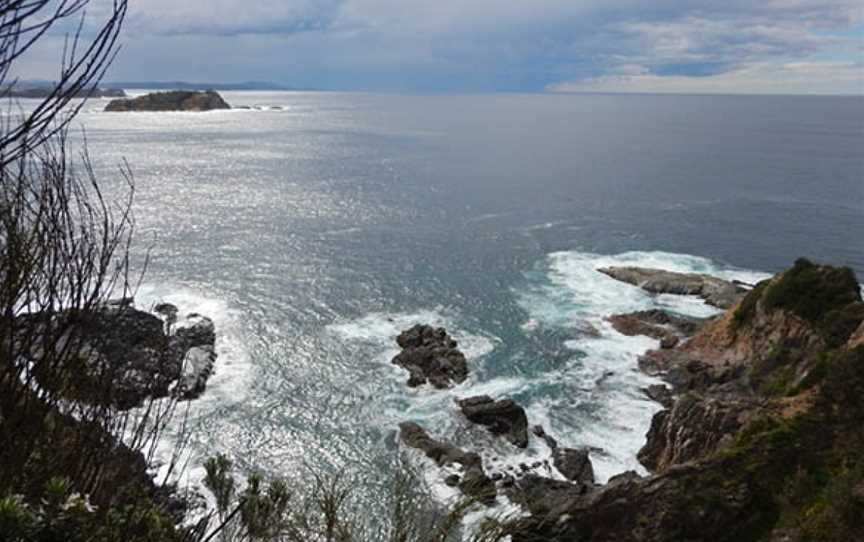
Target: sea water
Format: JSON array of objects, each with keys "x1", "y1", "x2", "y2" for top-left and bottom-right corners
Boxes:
[{"x1": 62, "y1": 91, "x2": 864, "y2": 514}]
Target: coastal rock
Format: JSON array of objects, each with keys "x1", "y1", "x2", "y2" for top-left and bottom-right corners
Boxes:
[
  {"x1": 607, "y1": 309, "x2": 706, "y2": 345},
  {"x1": 392, "y1": 325, "x2": 468, "y2": 388},
  {"x1": 20, "y1": 303, "x2": 220, "y2": 408},
  {"x1": 598, "y1": 266, "x2": 746, "y2": 309},
  {"x1": 644, "y1": 384, "x2": 675, "y2": 408},
  {"x1": 176, "y1": 346, "x2": 217, "y2": 400},
  {"x1": 506, "y1": 475, "x2": 588, "y2": 516},
  {"x1": 553, "y1": 448, "x2": 595, "y2": 485},
  {"x1": 457, "y1": 395, "x2": 529, "y2": 448},
  {"x1": 398, "y1": 422, "x2": 496, "y2": 505},
  {"x1": 105, "y1": 90, "x2": 230, "y2": 112}
]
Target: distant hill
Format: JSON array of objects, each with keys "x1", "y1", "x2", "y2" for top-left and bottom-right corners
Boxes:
[
  {"x1": 102, "y1": 81, "x2": 303, "y2": 91},
  {"x1": 2, "y1": 84, "x2": 126, "y2": 99}
]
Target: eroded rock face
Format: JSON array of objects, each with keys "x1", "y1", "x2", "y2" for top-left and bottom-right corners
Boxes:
[
  {"x1": 598, "y1": 267, "x2": 746, "y2": 309},
  {"x1": 105, "y1": 90, "x2": 230, "y2": 112},
  {"x1": 392, "y1": 325, "x2": 468, "y2": 388},
  {"x1": 638, "y1": 394, "x2": 750, "y2": 472},
  {"x1": 457, "y1": 395, "x2": 529, "y2": 448},
  {"x1": 398, "y1": 422, "x2": 496, "y2": 505}
]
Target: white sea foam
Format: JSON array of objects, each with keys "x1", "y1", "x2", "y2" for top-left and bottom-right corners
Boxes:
[
  {"x1": 131, "y1": 282, "x2": 252, "y2": 494},
  {"x1": 517, "y1": 250, "x2": 769, "y2": 482}
]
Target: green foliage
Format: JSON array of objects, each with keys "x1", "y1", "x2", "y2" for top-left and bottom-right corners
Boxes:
[
  {"x1": 762, "y1": 258, "x2": 863, "y2": 346},
  {"x1": 733, "y1": 280, "x2": 769, "y2": 327},
  {"x1": 0, "y1": 478, "x2": 185, "y2": 542}
]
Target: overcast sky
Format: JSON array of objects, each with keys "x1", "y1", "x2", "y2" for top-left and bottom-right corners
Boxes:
[{"x1": 18, "y1": 0, "x2": 864, "y2": 94}]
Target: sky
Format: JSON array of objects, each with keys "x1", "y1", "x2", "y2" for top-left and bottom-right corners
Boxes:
[{"x1": 17, "y1": 0, "x2": 864, "y2": 94}]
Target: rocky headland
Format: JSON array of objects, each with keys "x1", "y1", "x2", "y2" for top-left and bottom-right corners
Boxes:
[
  {"x1": 397, "y1": 258, "x2": 864, "y2": 541},
  {"x1": 104, "y1": 90, "x2": 231, "y2": 112},
  {"x1": 509, "y1": 258, "x2": 864, "y2": 541}
]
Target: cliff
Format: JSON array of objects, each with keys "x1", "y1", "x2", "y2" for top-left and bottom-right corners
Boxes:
[
  {"x1": 104, "y1": 90, "x2": 230, "y2": 112},
  {"x1": 511, "y1": 259, "x2": 864, "y2": 542}
]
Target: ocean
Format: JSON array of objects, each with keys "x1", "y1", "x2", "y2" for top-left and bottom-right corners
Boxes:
[{"x1": 71, "y1": 91, "x2": 863, "y2": 511}]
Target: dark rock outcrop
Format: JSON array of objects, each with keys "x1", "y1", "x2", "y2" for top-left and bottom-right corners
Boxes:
[
  {"x1": 598, "y1": 267, "x2": 746, "y2": 309},
  {"x1": 553, "y1": 448, "x2": 595, "y2": 485},
  {"x1": 607, "y1": 309, "x2": 707, "y2": 348},
  {"x1": 457, "y1": 395, "x2": 529, "y2": 448},
  {"x1": 506, "y1": 475, "x2": 588, "y2": 516},
  {"x1": 392, "y1": 325, "x2": 468, "y2": 388},
  {"x1": 399, "y1": 422, "x2": 496, "y2": 505},
  {"x1": 21, "y1": 303, "x2": 219, "y2": 408},
  {"x1": 105, "y1": 90, "x2": 230, "y2": 112}
]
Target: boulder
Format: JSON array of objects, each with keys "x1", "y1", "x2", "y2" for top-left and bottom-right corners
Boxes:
[
  {"x1": 598, "y1": 267, "x2": 746, "y2": 309},
  {"x1": 553, "y1": 448, "x2": 595, "y2": 485},
  {"x1": 457, "y1": 395, "x2": 529, "y2": 448},
  {"x1": 105, "y1": 90, "x2": 230, "y2": 112},
  {"x1": 392, "y1": 325, "x2": 468, "y2": 388}
]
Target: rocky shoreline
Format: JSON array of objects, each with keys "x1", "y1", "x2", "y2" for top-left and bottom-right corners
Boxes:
[{"x1": 394, "y1": 259, "x2": 864, "y2": 541}]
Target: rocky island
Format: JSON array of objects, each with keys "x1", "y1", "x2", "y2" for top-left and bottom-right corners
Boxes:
[{"x1": 104, "y1": 90, "x2": 231, "y2": 112}]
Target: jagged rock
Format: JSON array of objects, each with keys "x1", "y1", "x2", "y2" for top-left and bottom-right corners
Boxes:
[
  {"x1": 506, "y1": 475, "x2": 588, "y2": 516},
  {"x1": 105, "y1": 90, "x2": 230, "y2": 112},
  {"x1": 392, "y1": 325, "x2": 468, "y2": 388},
  {"x1": 644, "y1": 384, "x2": 675, "y2": 408},
  {"x1": 399, "y1": 422, "x2": 496, "y2": 505},
  {"x1": 607, "y1": 309, "x2": 705, "y2": 344},
  {"x1": 175, "y1": 313, "x2": 216, "y2": 347},
  {"x1": 598, "y1": 267, "x2": 746, "y2": 309},
  {"x1": 553, "y1": 448, "x2": 595, "y2": 485},
  {"x1": 639, "y1": 394, "x2": 751, "y2": 472},
  {"x1": 176, "y1": 346, "x2": 217, "y2": 399},
  {"x1": 457, "y1": 395, "x2": 529, "y2": 448}
]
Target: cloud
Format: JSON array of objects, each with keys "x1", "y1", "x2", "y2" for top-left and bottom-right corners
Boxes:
[
  {"x1": 13, "y1": 0, "x2": 864, "y2": 93},
  {"x1": 548, "y1": 61, "x2": 864, "y2": 95}
]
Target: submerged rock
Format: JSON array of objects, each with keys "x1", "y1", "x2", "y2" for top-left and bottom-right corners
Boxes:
[
  {"x1": 392, "y1": 325, "x2": 468, "y2": 388},
  {"x1": 105, "y1": 90, "x2": 230, "y2": 112},
  {"x1": 598, "y1": 266, "x2": 746, "y2": 309},
  {"x1": 457, "y1": 395, "x2": 529, "y2": 448}
]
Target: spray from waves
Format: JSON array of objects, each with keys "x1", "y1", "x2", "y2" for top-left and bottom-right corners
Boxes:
[{"x1": 516, "y1": 250, "x2": 771, "y2": 482}]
